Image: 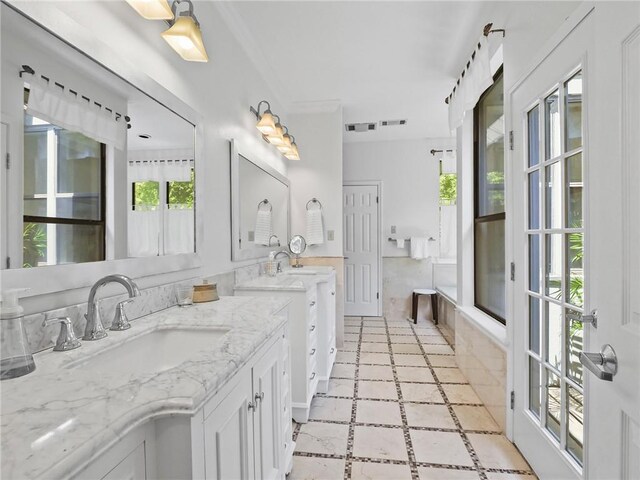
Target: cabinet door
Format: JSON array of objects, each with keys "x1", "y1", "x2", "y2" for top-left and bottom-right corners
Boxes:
[
  {"x1": 252, "y1": 340, "x2": 282, "y2": 480},
  {"x1": 203, "y1": 369, "x2": 254, "y2": 480},
  {"x1": 100, "y1": 442, "x2": 146, "y2": 480}
]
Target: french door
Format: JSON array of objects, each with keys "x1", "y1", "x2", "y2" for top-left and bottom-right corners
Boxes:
[{"x1": 511, "y1": 4, "x2": 640, "y2": 479}]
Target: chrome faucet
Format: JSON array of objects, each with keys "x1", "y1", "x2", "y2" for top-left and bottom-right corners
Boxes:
[
  {"x1": 84, "y1": 275, "x2": 140, "y2": 341},
  {"x1": 272, "y1": 250, "x2": 291, "y2": 260}
]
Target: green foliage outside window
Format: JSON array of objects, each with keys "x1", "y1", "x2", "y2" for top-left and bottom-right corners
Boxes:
[
  {"x1": 23, "y1": 223, "x2": 46, "y2": 268},
  {"x1": 168, "y1": 169, "x2": 195, "y2": 207},
  {"x1": 439, "y1": 173, "x2": 457, "y2": 206},
  {"x1": 133, "y1": 181, "x2": 159, "y2": 207}
]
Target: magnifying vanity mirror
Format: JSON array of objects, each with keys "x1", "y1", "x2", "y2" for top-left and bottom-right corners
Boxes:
[
  {"x1": 0, "y1": 4, "x2": 196, "y2": 273},
  {"x1": 230, "y1": 139, "x2": 290, "y2": 261},
  {"x1": 288, "y1": 235, "x2": 307, "y2": 268}
]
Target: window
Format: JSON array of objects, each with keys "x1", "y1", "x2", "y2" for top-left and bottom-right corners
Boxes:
[
  {"x1": 439, "y1": 168, "x2": 457, "y2": 206},
  {"x1": 167, "y1": 168, "x2": 195, "y2": 208},
  {"x1": 132, "y1": 181, "x2": 160, "y2": 210},
  {"x1": 439, "y1": 155, "x2": 457, "y2": 258},
  {"x1": 23, "y1": 112, "x2": 105, "y2": 267},
  {"x1": 474, "y1": 68, "x2": 505, "y2": 322}
]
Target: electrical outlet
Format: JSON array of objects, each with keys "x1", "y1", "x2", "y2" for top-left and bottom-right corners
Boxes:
[
  {"x1": 327, "y1": 230, "x2": 334, "y2": 241},
  {"x1": 391, "y1": 225, "x2": 396, "y2": 234},
  {"x1": 248, "y1": 231, "x2": 255, "y2": 241}
]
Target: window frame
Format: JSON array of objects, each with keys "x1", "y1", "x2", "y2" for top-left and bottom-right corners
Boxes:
[
  {"x1": 473, "y1": 66, "x2": 506, "y2": 324},
  {"x1": 22, "y1": 137, "x2": 107, "y2": 263}
]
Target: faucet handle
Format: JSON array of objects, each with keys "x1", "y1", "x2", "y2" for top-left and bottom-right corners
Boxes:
[
  {"x1": 110, "y1": 300, "x2": 133, "y2": 331},
  {"x1": 43, "y1": 316, "x2": 81, "y2": 352}
]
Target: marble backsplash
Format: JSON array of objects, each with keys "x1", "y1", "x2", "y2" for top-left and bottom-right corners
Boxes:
[{"x1": 19, "y1": 271, "x2": 235, "y2": 354}]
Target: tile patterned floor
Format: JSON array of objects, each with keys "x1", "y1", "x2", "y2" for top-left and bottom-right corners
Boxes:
[{"x1": 289, "y1": 315, "x2": 536, "y2": 480}]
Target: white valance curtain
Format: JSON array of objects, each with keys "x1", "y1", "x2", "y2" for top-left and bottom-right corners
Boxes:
[
  {"x1": 26, "y1": 79, "x2": 127, "y2": 150},
  {"x1": 128, "y1": 148, "x2": 194, "y2": 182},
  {"x1": 447, "y1": 36, "x2": 493, "y2": 132}
]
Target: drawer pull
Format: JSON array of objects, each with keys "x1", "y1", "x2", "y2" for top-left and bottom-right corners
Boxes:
[
  {"x1": 309, "y1": 372, "x2": 316, "y2": 380},
  {"x1": 310, "y1": 348, "x2": 316, "y2": 356},
  {"x1": 330, "y1": 347, "x2": 335, "y2": 354},
  {"x1": 331, "y1": 291, "x2": 335, "y2": 296},
  {"x1": 309, "y1": 301, "x2": 316, "y2": 307},
  {"x1": 310, "y1": 325, "x2": 316, "y2": 332}
]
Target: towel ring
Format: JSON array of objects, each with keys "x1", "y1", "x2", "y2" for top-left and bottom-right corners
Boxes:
[
  {"x1": 306, "y1": 198, "x2": 322, "y2": 210},
  {"x1": 258, "y1": 199, "x2": 272, "y2": 212}
]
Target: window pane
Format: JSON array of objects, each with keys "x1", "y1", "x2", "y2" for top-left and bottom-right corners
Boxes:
[
  {"x1": 566, "y1": 308, "x2": 584, "y2": 386},
  {"x1": 439, "y1": 173, "x2": 457, "y2": 206},
  {"x1": 133, "y1": 181, "x2": 160, "y2": 209},
  {"x1": 477, "y1": 75, "x2": 505, "y2": 216},
  {"x1": 23, "y1": 126, "x2": 48, "y2": 196},
  {"x1": 546, "y1": 301, "x2": 563, "y2": 370},
  {"x1": 545, "y1": 161, "x2": 562, "y2": 229},
  {"x1": 566, "y1": 384, "x2": 584, "y2": 464},
  {"x1": 22, "y1": 222, "x2": 103, "y2": 268},
  {"x1": 545, "y1": 234, "x2": 563, "y2": 300},
  {"x1": 528, "y1": 170, "x2": 540, "y2": 229},
  {"x1": 529, "y1": 296, "x2": 541, "y2": 354},
  {"x1": 565, "y1": 71, "x2": 582, "y2": 151},
  {"x1": 529, "y1": 234, "x2": 541, "y2": 293},
  {"x1": 168, "y1": 170, "x2": 195, "y2": 207},
  {"x1": 545, "y1": 90, "x2": 561, "y2": 159},
  {"x1": 528, "y1": 105, "x2": 540, "y2": 167},
  {"x1": 546, "y1": 369, "x2": 561, "y2": 441},
  {"x1": 566, "y1": 233, "x2": 584, "y2": 308},
  {"x1": 529, "y1": 356, "x2": 541, "y2": 418},
  {"x1": 566, "y1": 152, "x2": 583, "y2": 228},
  {"x1": 475, "y1": 219, "x2": 506, "y2": 320}
]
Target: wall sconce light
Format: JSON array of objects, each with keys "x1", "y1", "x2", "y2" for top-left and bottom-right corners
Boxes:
[
  {"x1": 250, "y1": 100, "x2": 301, "y2": 160},
  {"x1": 285, "y1": 136, "x2": 300, "y2": 160},
  {"x1": 125, "y1": 0, "x2": 174, "y2": 20},
  {"x1": 161, "y1": 0, "x2": 209, "y2": 62}
]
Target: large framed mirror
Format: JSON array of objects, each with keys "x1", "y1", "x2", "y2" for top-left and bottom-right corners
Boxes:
[
  {"x1": 0, "y1": 2, "x2": 202, "y2": 297},
  {"x1": 230, "y1": 139, "x2": 290, "y2": 261}
]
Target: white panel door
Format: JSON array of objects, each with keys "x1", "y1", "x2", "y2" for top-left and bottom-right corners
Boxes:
[
  {"x1": 343, "y1": 184, "x2": 380, "y2": 317},
  {"x1": 511, "y1": 4, "x2": 640, "y2": 479},
  {"x1": 252, "y1": 339, "x2": 281, "y2": 480}
]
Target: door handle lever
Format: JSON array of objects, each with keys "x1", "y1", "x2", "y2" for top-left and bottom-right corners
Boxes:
[
  {"x1": 580, "y1": 344, "x2": 617, "y2": 381},
  {"x1": 566, "y1": 310, "x2": 597, "y2": 328}
]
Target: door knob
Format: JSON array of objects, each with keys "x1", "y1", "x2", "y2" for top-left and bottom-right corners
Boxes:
[{"x1": 580, "y1": 344, "x2": 617, "y2": 381}]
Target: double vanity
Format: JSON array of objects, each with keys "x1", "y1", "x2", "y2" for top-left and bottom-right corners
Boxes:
[{"x1": 1, "y1": 267, "x2": 337, "y2": 480}]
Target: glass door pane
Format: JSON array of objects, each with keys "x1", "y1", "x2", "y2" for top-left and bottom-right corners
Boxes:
[{"x1": 525, "y1": 69, "x2": 584, "y2": 468}]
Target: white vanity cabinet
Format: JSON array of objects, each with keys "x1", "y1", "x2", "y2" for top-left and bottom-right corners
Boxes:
[
  {"x1": 316, "y1": 275, "x2": 337, "y2": 393},
  {"x1": 235, "y1": 271, "x2": 337, "y2": 423},
  {"x1": 74, "y1": 320, "x2": 293, "y2": 480},
  {"x1": 202, "y1": 330, "x2": 283, "y2": 480}
]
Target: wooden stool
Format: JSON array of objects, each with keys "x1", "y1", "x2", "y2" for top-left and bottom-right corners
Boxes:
[{"x1": 412, "y1": 289, "x2": 438, "y2": 325}]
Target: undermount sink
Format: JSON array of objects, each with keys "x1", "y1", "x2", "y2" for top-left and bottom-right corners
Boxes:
[{"x1": 66, "y1": 327, "x2": 231, "y2": 375}]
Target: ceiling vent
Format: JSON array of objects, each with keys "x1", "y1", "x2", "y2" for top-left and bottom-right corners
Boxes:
[
  {"x1": 345, "y1": 122, "x2": 377, "y2": 133},
  {"x1": 379, "y1": 119, "x2": 408, "y2": 127}
]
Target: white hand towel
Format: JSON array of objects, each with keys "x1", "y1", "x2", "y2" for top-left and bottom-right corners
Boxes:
[
  {"x1": 306, "y1": 208, "x2": 324, "y2": 245},
  {"x1": 254, "y1": 209, "x2": 272, "y2": 246},
  {"x1": 410, "y1": 237, "x2": 432, "y2": 260},
  {"x1": 395, "y1": 238, "x2": 405, "y2": 249}
]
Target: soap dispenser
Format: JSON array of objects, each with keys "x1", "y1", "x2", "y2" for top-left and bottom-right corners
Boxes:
[{"x1": 0, "y1": 289, "x2": 36, "y2": 380}]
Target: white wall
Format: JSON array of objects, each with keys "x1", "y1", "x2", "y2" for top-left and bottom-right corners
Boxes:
[
  {"x1": 343, "y1": 138, "x2": 454, "y2": 257},
  {"x1": 288, "y1": 108, "x2": 343, "y2": 257},
  {"x1": 2, "y1": 1, "x2": 292, "y2": 313}
]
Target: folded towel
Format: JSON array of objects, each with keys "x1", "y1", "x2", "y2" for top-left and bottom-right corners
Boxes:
[
  {"x1": 395, "y1": 238, "x2": 405, "y2": 249},
  {"x1": 254, "y1": 208, "x2": 272, "y2": 245},
  {"x1": 306, "y1": 207, "x2": 324, "y2": 245},
  {"x1": 410, "y1": 237, "x2": 435, "y2": 260}
]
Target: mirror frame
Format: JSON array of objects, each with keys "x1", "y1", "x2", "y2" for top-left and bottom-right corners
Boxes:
[
  {"x1": 0, "y1": 2, "x2": 204, "y2": 298},
  {"x1": 230, "y1": 139, "x2": 290, "y2": 261}
]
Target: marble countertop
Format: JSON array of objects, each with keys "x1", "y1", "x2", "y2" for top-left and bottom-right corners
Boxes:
[
  {"x1": 1, "y1": 296, "x2": 291, "y2": 479},
  {"x1": 235, "y1": 268, "x2": 335, "y2": 292}
]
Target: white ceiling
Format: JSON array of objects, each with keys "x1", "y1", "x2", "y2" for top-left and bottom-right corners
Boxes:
[{"x1": 215, "y1": 1, "x2": 579, "y2": 143}]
